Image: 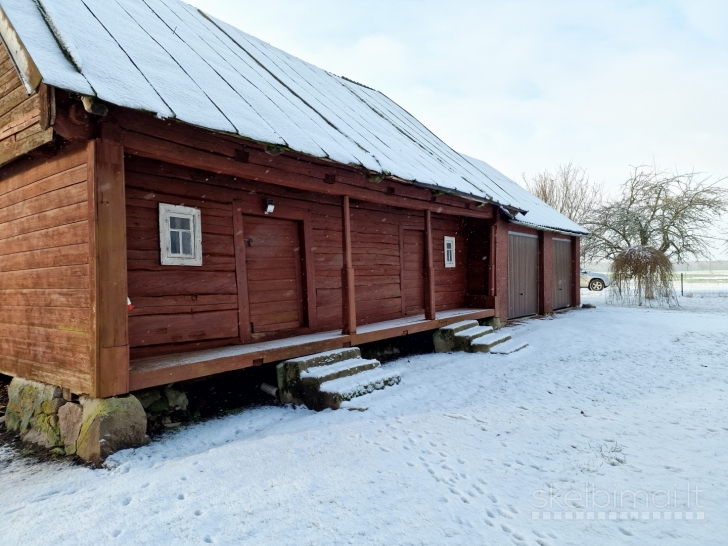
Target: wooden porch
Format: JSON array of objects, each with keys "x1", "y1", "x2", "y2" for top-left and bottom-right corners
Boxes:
[{"x1": 129, "y1": 308, "x2": 494, "y2": 391}]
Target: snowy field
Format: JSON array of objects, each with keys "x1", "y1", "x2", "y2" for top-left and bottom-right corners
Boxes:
[{"x1": 2, "y1": 288, "x2": 728, "y2": 545}]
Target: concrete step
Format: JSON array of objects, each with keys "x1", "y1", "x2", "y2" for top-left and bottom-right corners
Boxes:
[
  {"x1": 284, "y1": 347, "x2": 361, "y2": 371},
  {"x1": 453, "y1": 325, "x2": 494, "y2": 351},
  {"x1": 318, "y1": 367, "x2": 401, "y2": 409},
  {"x1": 490, "y1": 340, "x2": 529, "y2": 355},
  {"x1": 469, "y1": 331, "x2": 512, "y2": 353},
  {"x1": 433, "y1": 320, "x2": 481, "y2": 352},
  {"x1": 300, "y1": 358, "x2": 381, "y2": 387}
]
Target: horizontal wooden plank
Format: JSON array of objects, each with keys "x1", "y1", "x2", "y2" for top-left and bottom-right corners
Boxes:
[
  {"x1": 0, "y1": 201, "x2": 87, "y2": 241},
  {"x1": 0, "y1": 355, "x2": 91, "y2": 395},
  {"x1": 0, "y1": 264, "x2": 89, "y2": 289},
  {"x1": 0, "y1": 321, "x2": 89, "y2": 347},
  {"x1": 0, "y1": 243, "x2": 88, "y2": 272},
  {"x1": 0, "y1": 165, "x2": 87, "y2": 212},
  {"x1": 0, "y1": 289, "x2": 90, "y2": 308},
  {"x1": 129, "y1": 310, "x2": 239, "y2": 347},
  {"x1": 0, "y1": 145, "x2": 86, "y2": 197},
  {"x1": 0, "y1": 221, "x2": 88, "y2": 257},
  {"x1": 127, "y1": 270, "x2": 238, "y2": 297},
  {"x1": 129, "y1": 302, "x2": 238, "y2": 317},
  {"x1": 0, "y1": 337, "x2": 90, "y2": 369},
  {"x1": 0, "y1": 306, "x2": 90, "y2": 331}
]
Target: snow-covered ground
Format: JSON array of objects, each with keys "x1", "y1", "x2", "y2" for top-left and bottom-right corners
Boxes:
[{"x1": 2, "y1": 288, "x2": 728, "y2": 545}]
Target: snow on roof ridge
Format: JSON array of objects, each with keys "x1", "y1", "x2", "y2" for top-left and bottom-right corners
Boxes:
[{"x1": 0, "y1": 0, "x2": 586, "y2": 235}]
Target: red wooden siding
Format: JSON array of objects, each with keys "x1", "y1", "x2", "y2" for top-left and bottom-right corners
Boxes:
[
  {"x1": 402, "y1": 229, "x2": 425, "y2": 316},
  {"x1": 0, "y1": 145, "x2": 93, "y2": 393},
  {"x1": 123, "y1": 155, "x2": 474, "y2": 357}
]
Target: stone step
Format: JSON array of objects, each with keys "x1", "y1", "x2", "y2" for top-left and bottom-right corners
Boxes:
[
  {"x1": 300, "y1": 358, "x2": 381, "y2": 387},
  {"x1": 433, "y1": 320, "x2": 481, "y2": 352},
  {"x1": 283, "y1": 347, "x2": 362, "y2": 371},
  {"x1": 490, "y1": 340, "x2": 529, "y2": 355},
  {"x1": 441, "y1": 320, "x2": 480, "y2": 334},
  {"x1": 469, "y1": 331, "x2": 512, "y2": 353},
  {"x1": 453, "y1": 325, "x2": 494, "y2": 350},
  {"x1": 318, "y1": 368, "x2": 402, "y2": 409}
]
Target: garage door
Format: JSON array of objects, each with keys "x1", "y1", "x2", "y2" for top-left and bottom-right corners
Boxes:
[
  {"x1": 242, "y1": 215, "x2": 304, "y2": 334},
  {"x1": 508, "y1": 232, "x2": 539, "y2": 319},
  {"x1": 552, "y1": 238, "x2": 572, "y2": 310}
]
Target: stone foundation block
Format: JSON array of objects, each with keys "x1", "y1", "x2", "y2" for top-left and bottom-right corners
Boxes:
[
  {"x1": 6, "y1": 377, "x2": 148, "y2": 464},
  {"x1": 5, "y1": 378, "x2": 65, "y2": 448},
  {"x1": 77, "y1": 396, "x2": 148, "y2": 466}
]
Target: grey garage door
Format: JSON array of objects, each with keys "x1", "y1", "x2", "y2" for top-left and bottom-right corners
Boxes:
[
  {"x1": 552, "y1": 238, "x2": 572, "y2": 310},
  {"x1": 508, "y1": 232, "x2": 539, "y2": 319}
]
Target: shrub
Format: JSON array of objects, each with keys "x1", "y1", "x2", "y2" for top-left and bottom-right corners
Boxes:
[{"x1": 608, "y1": 246, "x2": 678, "y2": 307}]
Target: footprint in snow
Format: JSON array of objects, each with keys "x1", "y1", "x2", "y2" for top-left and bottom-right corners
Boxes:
[
  {"x1": 177, "y1": 494, "x2": 185, "y2": 500},
  {"x1": 496, "y1": 507, "x2": 514, "y2": 519},
  {"x1": 121, "y1": 497, "x2": 131, "y2": 507},
  {"x1": 619, "y1": 528, "x2": 634, "y2": 536},
  {"x1": 194, "y1": 510, "x2": 202, "y2": 516},
  {"x1": 111, "y1": 530, "x2": 122, "y2": 538},
  {"x1": 488, "y1": 493, "x2": 498, "y2": 503}
]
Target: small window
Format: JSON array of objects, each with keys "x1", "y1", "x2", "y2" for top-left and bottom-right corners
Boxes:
[
  {"x1": 444, "y1": 236, "x2": 456, "y2": 268},
  {"x1": 159, "y1": 203, "x2": 202, "y2": 266}
]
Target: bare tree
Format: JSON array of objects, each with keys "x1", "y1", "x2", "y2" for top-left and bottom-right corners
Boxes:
[
  {"x1": 583, "y1": 166, "x2": 728, "y2": 263},
  {"x1": 522, "y1": 163, "x2": 603, "y2": 226}
]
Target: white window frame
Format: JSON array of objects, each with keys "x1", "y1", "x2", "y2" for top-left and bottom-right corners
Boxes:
[
  {"x1": 444, "y1": 236, "x2": 456, "y2": 268},
  {"x1": 159, "y1": 203, "x2": 203, "y2": 266}
]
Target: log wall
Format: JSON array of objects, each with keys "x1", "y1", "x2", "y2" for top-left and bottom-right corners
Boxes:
[
  {"x1": 0, "y1": 144, "x2": 92, "y2": 392},
  {"x1": 0, "y1": 42, "x2": 53, "y2": 167},
  {"x1": 124, "y1": 156, "x2": 471, "y2": 359}
]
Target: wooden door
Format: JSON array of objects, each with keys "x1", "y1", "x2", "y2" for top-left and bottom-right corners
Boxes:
[
  {"x1": 242, "y1": 215, "x2": 305, "y2": 334},
  {"x1": 508, "y1": 232, "x2": 539, "y2": 319},
  {"x1": 552, "y1": 238, "x2": 573, "y2": 310},
  {"x1": 402, "y1": 229, "x2": 426, "y2": 316}
]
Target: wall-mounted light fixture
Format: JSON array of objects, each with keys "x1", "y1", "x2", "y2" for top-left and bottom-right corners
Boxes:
[{"x1": 264, "y1": 199, "x2": 275, "y2": 215}]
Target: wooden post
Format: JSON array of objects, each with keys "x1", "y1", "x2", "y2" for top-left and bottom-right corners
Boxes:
[
  {"x1": 539, "y1": 231, "x2": 554, "y2": 315},
  {"x1": 341, "y1": 196, "x2": 356, "y2": 334},
  {"x1": 424, "y1": 210, "x2": 436, "y2": 320},
  {"x1": 232, "y1": 200, "x2": 252, "y2": 342},
  {"x1": 488, "y1": 223, "x2": 497, "y2": 297},
  {"x1": 399, "y1": 224, "x2": 406, "y2": 315},
  {"x1": 88, "y1": 136, "x2": 130, "y2": 398},
  {"x1": 572, "y1": 236, "x2": 581, "y2": 307}
]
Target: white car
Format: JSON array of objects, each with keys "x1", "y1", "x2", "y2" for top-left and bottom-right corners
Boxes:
[{"x1": 580, "y1": 269, "x2": 610, "y2": 291}]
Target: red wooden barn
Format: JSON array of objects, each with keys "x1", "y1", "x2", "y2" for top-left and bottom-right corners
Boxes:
[{"x1": 0, "y1": 0, "x2": 587, "y2": 401}]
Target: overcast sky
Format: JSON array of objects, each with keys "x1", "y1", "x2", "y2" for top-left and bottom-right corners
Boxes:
[
  {"x1": 188, "y1": 0, "x2": 727, "y2": 194},
  {"x1": 186, "y1": 1, "x2": 728, "y2": 258}
]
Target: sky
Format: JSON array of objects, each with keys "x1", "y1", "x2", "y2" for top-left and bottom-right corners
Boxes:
[{"x1": 185, "y1": 0, "x2": 728, "y2": 257}]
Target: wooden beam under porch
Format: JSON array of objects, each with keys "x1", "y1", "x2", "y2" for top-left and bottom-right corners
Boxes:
[{"x1": 129, "y1": 308, "x2": 495, "y2": 391}]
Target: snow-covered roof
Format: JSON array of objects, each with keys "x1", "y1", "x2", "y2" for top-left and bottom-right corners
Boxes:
[
  {"x1": 0, "y1": 0, "x2": 587, "y2": 235},
  {"x1": 460, "y1": 155, "x2": 589, "y2": 235}
]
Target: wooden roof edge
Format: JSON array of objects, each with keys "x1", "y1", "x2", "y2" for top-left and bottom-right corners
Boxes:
[{"x1": 0, "y1": 5, "x2": 41, "y2": 95}]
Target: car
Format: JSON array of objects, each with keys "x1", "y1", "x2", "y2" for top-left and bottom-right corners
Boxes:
[{"x1": 580, "y1": 269, "x2": 610, "y2": 291}]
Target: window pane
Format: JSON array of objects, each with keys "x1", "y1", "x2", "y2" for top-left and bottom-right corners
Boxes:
[
  {"x1": 170, "y1": 231, "x2": 181, "y2": 254},
  {"x1": 182, "y1": 231, "x2": 193, "y2": 256},
  {"x1": 170, "y1": 216, "x2": 191, "y2": 230}
]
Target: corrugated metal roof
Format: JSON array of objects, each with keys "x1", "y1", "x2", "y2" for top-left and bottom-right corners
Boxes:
[{"x1": 0, "y1": 0, "x2": 587, "y2": 235}]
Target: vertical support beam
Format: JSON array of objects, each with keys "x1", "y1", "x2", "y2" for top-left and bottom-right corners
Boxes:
[
  {"x1": 232, "y1": 200, "x2": 252, "y2": 342},
  {"x1": 399, "y1": 224, "x2": 406, "y2": 316},
  {"x1": 572, "y1": 236, "x2": 581, "y2": 307},
  {"x1": 495, "y1": 217, "x2": 509, "y2": 322},
  {"x1": 301, "y1": 218, "x2": 318, "y2": 331},
  {"x1": 488, "y1": 223, "x2": 497, "y2": 297},
  {"x1": 424, "y1": 209, "x2": 436, "y2": 320},
  {"x1": 539, "y1": 231, "x2": 554, "y2": 315},
  {"x1": 341, "y1": 196, "x2": 356, "y2": 334},
  {"x1": 88, "y1": 135, "x2": 129, "y2": 398}
]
